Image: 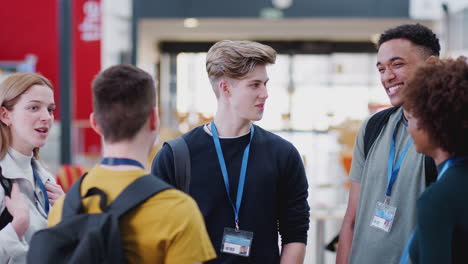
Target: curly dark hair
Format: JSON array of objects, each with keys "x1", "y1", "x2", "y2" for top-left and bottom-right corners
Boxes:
[
  {"x1": 377, "y1": 24, "x2": 440, "y2": 56},
  {"x1": 403, "y1": 57, "x2": 468, "y2": 156}
]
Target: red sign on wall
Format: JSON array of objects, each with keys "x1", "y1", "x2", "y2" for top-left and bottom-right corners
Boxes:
[
  {"x1": 73, "y1": 0, "x2": 102, "y2": 155},
  {"x1": 0, "y1": 0, "x2": 103, "y2": 157},
  {"x1": 0, "y1": 1, "x2": 59, "y2": 114}
]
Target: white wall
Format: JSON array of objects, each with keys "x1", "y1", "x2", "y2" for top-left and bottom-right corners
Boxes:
[
  {"x1": 101, "y1": 0, "x2": 132, "y2": 69},
  {"x1": 410, "y1": 0, "x2": 468, "y2": 20}
]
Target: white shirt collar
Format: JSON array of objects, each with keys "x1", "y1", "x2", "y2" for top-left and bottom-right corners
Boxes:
[{"x1": 2, "y1": 147, "x2": 35, "y2": 187}]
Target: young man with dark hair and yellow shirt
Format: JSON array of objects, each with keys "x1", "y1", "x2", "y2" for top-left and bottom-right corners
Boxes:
[{"x1": 48, "y1": 64, "x2": 216, "y2": 264}]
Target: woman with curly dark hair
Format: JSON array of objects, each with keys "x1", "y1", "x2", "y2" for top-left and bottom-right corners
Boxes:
[{"x1": 400, "y1": 56, "x2": 468, "y2": 264}]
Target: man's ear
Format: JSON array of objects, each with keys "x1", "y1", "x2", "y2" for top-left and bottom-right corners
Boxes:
[
  {"x1": 89, "y1": 112, "x2": 103, "y2": 136},
  {"x1": 0, "y1": 106, "x2": 11, "y2": 127},
  {"x1": 425, "y1": 55, "x2": 439, "y2": 64},
  {"x1": 149, "y1": 107, "x2": 159, "y2": 131},
  {"x1": 219, "y1": 79, "x2": 230, "y2": 97}
]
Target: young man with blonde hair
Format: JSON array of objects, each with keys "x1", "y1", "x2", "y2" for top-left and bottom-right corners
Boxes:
[{"x1": 152, "y1": 40, "x2": 310, "y2": 263}]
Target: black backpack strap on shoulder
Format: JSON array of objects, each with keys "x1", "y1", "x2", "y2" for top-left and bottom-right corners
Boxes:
[
  {"x1": 107, "y1": 175, "x2": 172, "y2": 218},
  {"x1": 0, "y1": 166, "x2": 12, "y2": 197},
  {"x1": 165, "y1": 137, "x2": 191, "y2": 193},
  {"x1": 424, "y1": 155, "x2": 437, "y2": 187},
  {"x1": 62, "y1": 173, "x2": 88, "y2": 219},
  {"x1": 364, "y1": 106, "x2": 400, "y2": 159},
  {"x1": 0, "y1": 166, "x2": 13, "y2": 230},
  {"x1": 363, "y1": 106, "x2": 438, "y2": 187}
]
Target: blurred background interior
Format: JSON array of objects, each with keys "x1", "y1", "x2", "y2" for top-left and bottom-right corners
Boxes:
[{"x1": 1, "y1": 0, "x2": 467, "y2": 263}]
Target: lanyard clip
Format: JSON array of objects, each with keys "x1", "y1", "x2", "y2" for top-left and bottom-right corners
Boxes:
[
  {"x1": 235, "y1": 220, "x2": 240, "y2": 232},
  {"x1": 384, "y1": 196, "x2": 391, "y2": 205}
]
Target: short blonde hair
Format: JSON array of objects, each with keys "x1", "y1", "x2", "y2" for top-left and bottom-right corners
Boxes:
[
  {"x1": 0, "y1": 73, "x2": 53, "y2": 159},
  {"x1": 206, "y1": 40, "x2": 276, "y2": 96}
]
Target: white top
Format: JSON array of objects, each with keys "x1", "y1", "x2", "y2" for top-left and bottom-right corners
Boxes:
[
  {"x1": 7, "y1": 148, "x2": 34, "y2": 191},
  {"x1": 0, "y1": 148, "x2": 56, "y2": 264}
]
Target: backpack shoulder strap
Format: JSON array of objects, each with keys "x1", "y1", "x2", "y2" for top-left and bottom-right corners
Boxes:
[
  {"x1": 424, "y1": 155, "x2": 438, "y2": 187},
  {"x1": 165, "y1": 137, "x2": 191, "y2": 193},
  {"x1": 108, "y1": 175, "x2": 172, "y2": 218},
  {"x1": 0, "y1": 166, "x2": 12, "y2": 197},
  {"x1": 0, "y1": 166, "x2": 13, "y2": 230},
  {"x1": 364, "y1": 106, "x2": 400, "y2": 159},
  {"x1": 62, "y1": 173, "x2": 88, "y2": 219},
  {"x1": 363, "y1": 107, "x2": 438, "y2": 187}
]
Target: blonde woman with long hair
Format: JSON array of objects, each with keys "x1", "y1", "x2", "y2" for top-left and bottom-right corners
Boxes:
[{"x1": 0, "y1": 73, "x2": 64, "y2": 264}]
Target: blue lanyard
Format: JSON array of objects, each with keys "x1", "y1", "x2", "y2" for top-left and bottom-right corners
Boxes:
[
  {"x1": 211, "y1": 120, "x2": 254, "y2": 231},
  {"x1": 399, "y1": 231, "x2": 415, "y2": 264},
  {"x1": 386, "y1": 122, "x2": 413, "y2": 197},
  {"x1": 437, "y1": 157, "x2": 467, "y2": 181},
  {"x1": 100, "y1": 157, "x2": 145, "y2": 169},
  {"x1": 399, "y1": 156, "x2": 468, "y2": 264},
  {"x1": 32, "y1": 161, "x2": 49, "y2": 215}
]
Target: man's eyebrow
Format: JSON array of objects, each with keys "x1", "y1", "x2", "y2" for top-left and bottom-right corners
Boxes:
[
  {"x1": 248, "y1": 79, "x2": 268, "y2": 83},
  {"x1": 376, "y1": 56, "x2": 405, "y2": 67}
]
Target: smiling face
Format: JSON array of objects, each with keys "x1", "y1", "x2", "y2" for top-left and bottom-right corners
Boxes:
[
  {"x1": 377, "y1": 38, "x2": 429, "y2": 106},
  {"x1": 226, "y1": 64, "x2": 269, "y2": 122},
  {"x1": 1, "y1": 84, "x2": 55, "y2": 156}
]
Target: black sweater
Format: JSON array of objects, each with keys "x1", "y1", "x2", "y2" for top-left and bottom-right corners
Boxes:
[
  {"x1": 152, "y1": 125, "x2": 310, "y2": 264},
  {"x1": 410, "y1": 159, "x2": 468, "y2": 264}
]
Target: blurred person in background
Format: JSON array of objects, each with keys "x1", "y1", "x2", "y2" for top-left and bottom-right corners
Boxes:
[
  {"x1": 336, "y1": 24, "x2": 441, "y2": 264},
  {"x1": 401, "y1": 56, "x2": 468, "y2": 264},
  {"x1": 0, "y1": 73, "x2": 64, "y2": 264},
  {"x1": 152, "y1": 40, "x2": 310, "y2": 263}
]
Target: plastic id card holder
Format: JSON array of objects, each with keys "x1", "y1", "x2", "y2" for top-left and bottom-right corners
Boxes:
[
  {"x1": 221, "y1": 228, "x2": 254, "y2": 257},
  {"x1": 370, "y1": 201, "x2": 397, "y2": 232}
]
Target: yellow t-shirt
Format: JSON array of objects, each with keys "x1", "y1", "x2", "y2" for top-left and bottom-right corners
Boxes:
[{"x1": 48, "y1": 166, "x2": 216, "y2": 264}]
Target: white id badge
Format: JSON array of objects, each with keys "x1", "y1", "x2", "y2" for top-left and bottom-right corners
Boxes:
[
  {"x1": 370, "y1": 201, "x2": 397, "y2": 232},
  {"x1": 221, "y1": 228, "x2": 254, "y2": 257}
]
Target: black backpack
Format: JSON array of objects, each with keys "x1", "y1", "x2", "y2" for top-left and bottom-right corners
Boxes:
[
  {"x1": 27, "y1": 173, "x2": 172, "y2": 264},
  {"x1": 160, "y1": 137, "x2": 191, "y2": 193},
  {"x1": 364, "y1": 106, "x2": 437, "y2": 187}
]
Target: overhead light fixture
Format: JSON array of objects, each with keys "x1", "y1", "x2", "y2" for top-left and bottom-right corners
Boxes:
[
  {"x1": 184, "y1": 18, "x2": 199, "y2": 28},
  {"x1": 272, "y1": 0, "x2": 293, "y2": 9}
]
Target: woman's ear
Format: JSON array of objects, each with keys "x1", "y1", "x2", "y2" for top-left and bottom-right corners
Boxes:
[
  {"x1": 0, "y1": 106, "x2": 11, "y2": 127},
  {"x1": 89, "y1": 112, "x2": 103, "y2": 136}
]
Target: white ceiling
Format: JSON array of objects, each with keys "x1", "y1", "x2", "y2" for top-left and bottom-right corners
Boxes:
[{"x1": 139, "y1": 18, "x2": 435, "y2": 42}]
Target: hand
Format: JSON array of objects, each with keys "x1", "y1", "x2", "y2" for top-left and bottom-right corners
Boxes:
[
  {"x1": 5, "y1": 183, "x2": 29, "y2": 238},
  {"x1": 45, "y1": 181, "x2": 64, "y2": 206}
]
